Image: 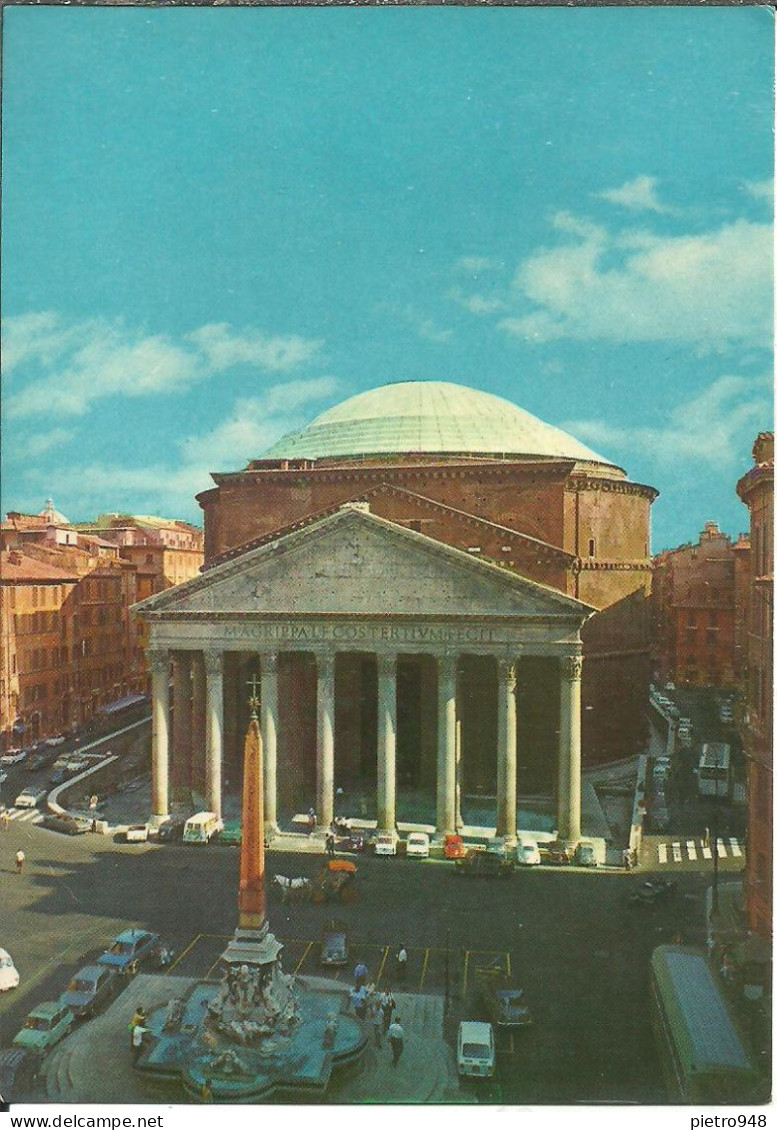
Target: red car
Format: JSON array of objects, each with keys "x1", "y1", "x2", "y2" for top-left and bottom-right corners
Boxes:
[{"x1": 443, "y1": 834, "x2": 465, "y2": 859}]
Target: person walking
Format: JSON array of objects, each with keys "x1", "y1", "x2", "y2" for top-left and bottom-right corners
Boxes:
[
  {"x1": 15, "y1": 849, "x2": 25, "y2": 874},
  {"x1": 380, "y1": 988, "x2": 395, "y2": 1033},
  {"x1": 131, "y1": 1021, "x2": 148, "y2": 1065},
  {"x1": 387, "y1": 1016, "x2": 404, "y2": 1066},
  {"x1": 396, "y1": 945, "x2": 408, "y2": 982},
  {"x1": 622, "y1": 847, "x2": 631, "y2": 871},
  {"x1": 371, "y1": 1002, "x2": 383, "y2": 1047},
  {"x1": 354, "y1": 961, "x2": 368, "y2": 990},
  {"x1": 1, "y1": 811, "x2": 10, "y2": 831},
  {"x1": 325, "y1": 832, "x2": 336, "y2": 858},
  {"x1": 308, "y1": 808, "x2": 317, "y2": 836},
  {"x1": 129, "y1": 1006, "x2": 147, "y2": 1051}
]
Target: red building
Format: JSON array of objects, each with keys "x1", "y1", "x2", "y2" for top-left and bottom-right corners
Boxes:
[
  {"x1": 737, "y1": 433, "x2": 773, "y2": 942},
  {"x1": 652, "y1": 522, "x2": 742, "y2": 688}
]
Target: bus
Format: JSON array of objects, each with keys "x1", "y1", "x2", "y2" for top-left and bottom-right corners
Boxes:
[
  {"x1": 697, "y1": 742, "x2": 731, "y2": 799},
  {"x1": 649, "y1": 945, "x2": 762, "y2": 1103}
]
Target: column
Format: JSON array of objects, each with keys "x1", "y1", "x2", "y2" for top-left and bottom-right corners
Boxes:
[
  {"x1": 191, "y1": 652, "x2": 206, "y2": 793},
  {"x1": 557, "y1": 654, "x2": 583, "y2": 843},
  {"x1": 171, "y1": 652, "x2": 192, "y2": 791},
  {"x1": 436, "y1": 655, "x2": 458, "y2": 834},
  {"x1": 316, "y1": 653, "x2": 336, "y2": 830},
  {"x1": 496, "y1": 658, "x2": 518, "y2": 840},
  {"x1": 149, "y1": 648, "x2": 170, "y2": 825},
  {"x1": 376, "y1": 653, "x2": 397, "y2": 834},
  {"x1": 204, "y1": 650, "x2": 224, "y2": 820},
  {"x1": 261, "y1": 652, "x2": 279, "y2": 835}
]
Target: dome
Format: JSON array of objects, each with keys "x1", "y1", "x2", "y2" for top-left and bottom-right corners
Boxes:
[{"x1": 263, "y1": 381, "x2": 615, "y2": 468}]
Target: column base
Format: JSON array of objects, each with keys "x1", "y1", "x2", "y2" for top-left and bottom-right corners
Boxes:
[{"x1": 149, "y1": 813, "x2": 170, "y2": 830}]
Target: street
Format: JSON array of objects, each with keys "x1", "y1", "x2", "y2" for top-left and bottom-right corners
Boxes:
[{"x1": 0, "y1": 819, "x2": 720, "y2": 1105}]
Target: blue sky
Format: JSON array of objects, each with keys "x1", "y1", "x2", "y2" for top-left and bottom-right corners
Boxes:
[{"x1": 2, "y1": 6, "x2": 772, "y2": 552}]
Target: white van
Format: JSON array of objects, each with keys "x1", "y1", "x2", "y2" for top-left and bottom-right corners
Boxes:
[
  {"x1": 406, "y1": 832, "x2": 430, "y2": 858},
  {"x1": 183, "y1": 811, "x2": 223, "y2": 844},
  {"x1": 457, "y1": 1020, "x2": 495, "y2": 1078}
]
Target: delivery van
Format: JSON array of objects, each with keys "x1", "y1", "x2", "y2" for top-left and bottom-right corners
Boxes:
[
  {"x1": 183, "y1": 811, "x2": 223, "y2": 844},
  {"x1": 457, "y1": 1020, "x2": 495, "y2": 1078}
]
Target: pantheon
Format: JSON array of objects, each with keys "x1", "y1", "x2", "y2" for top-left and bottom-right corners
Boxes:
[{"x1": 135, "y1": 381, "x2": 656, "y2": 843}]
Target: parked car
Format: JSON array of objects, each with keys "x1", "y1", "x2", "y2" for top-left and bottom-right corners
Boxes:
[
  {"x1": 44, "y1": 735, "x2": 66, "y2": 747},
  {"x1": 13, "y1": 1002, "x2": 74, "y2": 1052},
  {"x1": 97, "y1": 929, "x2": 161, "y2": 975},
  {"x1": 40, "y1": 813, "x2": 90, "y2": 836},
  {"x1": 406, "y1": 832, "x2": 430, "y2": 858},
  {"x1": 456, "y1": 849, "x2": 514, "y2": 878},
  {"x1": 215, "y1": 821, "x2": 242, "y2": 846},
  {"x1": 0, "y1": 749, "x2": 26, "y2": 766},
  {"x1": 0, "y1": 1047, "x2": 40, "y2": 1100},
  {"x1": 124, "y1": 824, "x2": 149, "y2": 844},
  {"x1": 515, "y1": 838, "x2": 542, "y2": 867},
  {"x1": 457, "y1": 1020, "x2": 495, "y2": 1078},
  {"x1": 540, "y1": 840, "x2": 571, "y2": 865},
  {"x1": 26, "y1": 750, "x2": 58, "y2": 771},
  {"x1": 443, "y1": 834, "x2": 466, "y2": 859},
  {"x1": 575, "y1": 841, "x2": 598, "y2": 867},
  {"x1": 720, "y1": 702, "x2": 735, "y2": 724},
  {"x1": 157, "y1": 818, "x2": 186, "y2": 843},
  {"x1": 14, "y1": 787, "x2": 47, "y2": 809},
  {"x1": 320, "y1": 919, "x2": 349, "y2": 966},
  {"x1": 0, "y1": 948, "x2": 20, "y2": 991},
  {"x1": 59, "y1": 965, "x2": 118, "y2": 1020},
  {"x1": 373, "y1": 832, "x2": 398, "y2": 857},
  {"x1": 335, "y1": 830, "x2": 369, "y2": 853}
]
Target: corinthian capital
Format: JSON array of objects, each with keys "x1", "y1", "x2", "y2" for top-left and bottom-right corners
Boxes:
[
  {"x1": 561, "y1": 654, "x2": 584, "y2": 682},
  {"x1": 147, "y1": 648, "x2": 169, "y2": 677},
  {"x1": 203, "y1": 650, "x2": 224, "y2": 678}
]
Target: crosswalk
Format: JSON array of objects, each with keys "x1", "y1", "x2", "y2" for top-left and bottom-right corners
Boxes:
[
  {"x1": 655, "y1": 837, "x2": 743, "y2": 866},
  {"x1": 0, "y1": 806, "x2": 44, "y2": 825}
]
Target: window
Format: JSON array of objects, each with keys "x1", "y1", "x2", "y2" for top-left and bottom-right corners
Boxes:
[{"x1": 588, "y1": 538, "x2": 596, "y2": 558}]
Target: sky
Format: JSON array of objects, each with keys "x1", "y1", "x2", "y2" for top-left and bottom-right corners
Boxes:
[{"x1": 2, "y1": 5, "x2": 773, "y2": 552}]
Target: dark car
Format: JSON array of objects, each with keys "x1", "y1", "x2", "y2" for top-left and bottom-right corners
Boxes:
[
  {"x1": 157, "y1": 818, "x2": 186, "y2": 843},
  {"x1": 97, "y1": 929, "x2": 161, "y2": 975},
  {"x1": 540, "y1": 840, "x2": 571, "y2": 865},
  {"x1": 40, "y1": 813, "x2": 90, "y2": 836},
  {"x1": 0, "y1": 1047, "x2": 40, "y2": 1102},
  {"x1": 456, "y1": 849, "x2": 514, "y2": 878},
  {"x1": 59, "y1": 964, "x2": 118, "y2": 1020}
]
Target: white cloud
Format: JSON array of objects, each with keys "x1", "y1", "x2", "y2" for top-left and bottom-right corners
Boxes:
[
  {"x1": 564, "y1": 374, "x2": 772, "y2": 468},
  {"x1": 3, "y1": 314, "x2": 326, "y2": 419},
  {"x1": 499, "y1": 215, "x2": 772, "y2": 349},
  {"x1": 24, "y1": 428, "x2": 76, "y2": 458},
  {"x1": 598, "y1": 175, "x2": 670, "y2": 214},
  {"x1": 745, "y1": 178, "x2": 773, "y2": 205},
  {"x1": 455, "y1": 256, "x2": 501, "y2": 274},
  {"x1": 448, "y1": 287, "x2": 507, "y2": 316},
  {"x1": 187, "y1": 323, "x2": 323, "y2": 372}
]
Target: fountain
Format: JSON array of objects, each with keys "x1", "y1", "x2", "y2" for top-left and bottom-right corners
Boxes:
[{"x1": 134, "y1": 682, "x2": 367, "y2": 1101}]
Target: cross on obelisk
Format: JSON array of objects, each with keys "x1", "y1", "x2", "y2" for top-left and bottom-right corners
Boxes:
[{"x1": 247, "y1": 673, "x2": 261, "y2": 718}]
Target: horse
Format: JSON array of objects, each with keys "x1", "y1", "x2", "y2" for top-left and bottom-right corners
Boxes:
[{"x1": 272, "y1": 874, "x2": 311, "y2": 904}]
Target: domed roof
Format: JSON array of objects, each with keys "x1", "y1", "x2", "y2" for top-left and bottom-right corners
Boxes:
[{"x1": 264, "y1": 381, "x2": 615, "y2": 467}]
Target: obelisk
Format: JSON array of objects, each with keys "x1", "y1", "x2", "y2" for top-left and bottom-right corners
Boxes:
[{"x1": 238, "y1": 682, "x2": 266, "y2": 930}]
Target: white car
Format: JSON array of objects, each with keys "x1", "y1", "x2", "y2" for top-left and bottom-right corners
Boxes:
[
  {"x1": 14, "y1": 787, "x2": 47, "y2": 809},
  {"x1": 406, "y1": 832, "x2": 430, "y2": 858},
  {"x1": 125, "y1": 824, "x2": 149, "y2": 843},
  {"x1": 373, "y1": 832, "x2": 397, "y2": 856},
  {"x1": 0, "y1": 750, "x2": 26, "y2": 766},
  {"x1": 515, "y1": 838, "x2": 542, "y2": 866},
  {"x1": 0, "y1": 949, "x2": 20, "y2": 992}
]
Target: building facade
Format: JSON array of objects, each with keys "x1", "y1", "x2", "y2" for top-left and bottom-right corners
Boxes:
[
  {"x1": 135, "y1": 381, "x2": 658, "y2": 840},
  {"x1": 736, "y1": 433, "x2": 774, "y2": 942},
  {"x1": 0, "y1": 504, "x2": 203, "y2": 749},
  {"x1": 652, "y1": 522, "x2": 742, "y2": 688}
]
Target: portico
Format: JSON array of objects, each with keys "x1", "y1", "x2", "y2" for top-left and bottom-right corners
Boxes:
[{"x1": 135, "y1": 504, "x2": 592, "y2": 844}]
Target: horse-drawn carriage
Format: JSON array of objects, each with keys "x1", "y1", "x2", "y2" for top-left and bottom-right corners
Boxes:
[{"x1": 272, "y1": 860, "x2": 358, "y2": 905}]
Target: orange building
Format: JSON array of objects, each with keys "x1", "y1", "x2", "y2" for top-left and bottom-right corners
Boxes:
[
  {"x1": 736, "y1": 432, "x2": 773, "y2": 941},
  {"x1": 652, "y1": 522, "x2": 741, "y2": 688},
  {"x1": 1, "y1": 502, "x2": 203, "y2": 749}
]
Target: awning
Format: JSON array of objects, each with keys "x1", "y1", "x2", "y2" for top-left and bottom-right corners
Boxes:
[{"x1": 100, "y1": 694, "x2": 149, "y2": 716}]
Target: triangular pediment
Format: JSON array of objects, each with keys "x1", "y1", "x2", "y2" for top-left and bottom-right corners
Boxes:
[{"x1": 134, "y1": 506, "x2": 592, "y2": 623}]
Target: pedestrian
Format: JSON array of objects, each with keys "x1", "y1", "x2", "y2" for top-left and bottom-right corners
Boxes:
[
  {"x1": 1, "y1": 811, "x2": 9, "y2": 831},
  {"x1": 131, "y1": 1021, "x2": 147, "y2": 1065},
  {"x1": 622, "y1": 847, "x2": 631, "y2": 871},
  {"x1": 381, "y1": 988, "x2": 395, "y2": 1033},
  {"x1": 354, "y1": 961, "x2": 368, "y2": 990},
  {"x1": 308, "y1": 807, "x2": 316, "y2": 836},
  {"x1": 703, "y1": 826, "x2": 710, "y2": 849},
  {"x1": 15, "y1": 849, "x2": 25, "y2": 874},
  {"x1": 326, "y1": 832, "x2": 336, "y2": 858},
  {"x1": 396, "y1": 945, "x2": 408, "y2": 981},
  {"x1": 371, "y1": 1002, "x2": 383, "y2": 1047},
  {"x1": 129, "y1": 1006, "x2": 147, "y2": 1050},
  {"x1": 350, "y1": 985, "x2": 368, "y2": 1019},
  {"x1": 387, "y1": 1016, "x2": 404, "y2": 1066}
]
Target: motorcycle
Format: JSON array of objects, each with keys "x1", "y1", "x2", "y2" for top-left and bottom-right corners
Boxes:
[{"x1": 629, "y1": 879, "x2": 677, "y2": 906}]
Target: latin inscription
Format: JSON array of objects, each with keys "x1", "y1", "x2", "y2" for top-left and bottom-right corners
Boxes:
[{"x1": 222, "y1": 622, "x2": 501, "y2": 644}]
